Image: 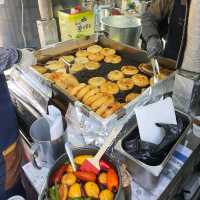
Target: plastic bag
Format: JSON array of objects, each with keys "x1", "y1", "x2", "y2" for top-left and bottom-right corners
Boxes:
[{"x1": 124, "y1": 112, "x2": 185, "y2": 166}]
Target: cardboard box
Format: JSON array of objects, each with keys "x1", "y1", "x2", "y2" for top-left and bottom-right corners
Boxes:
[{"x1": 58, "y1": 10, "x2": 94, "y2": 41}]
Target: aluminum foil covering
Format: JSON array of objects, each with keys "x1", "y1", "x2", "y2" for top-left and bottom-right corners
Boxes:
[{"x1": 65, "y1": 74, "x2": 174, "y2": 147}]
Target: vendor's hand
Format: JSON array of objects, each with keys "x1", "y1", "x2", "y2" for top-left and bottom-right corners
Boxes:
[
  {"x1": 147, "y1": 36, "x2": 163, "y2": 58},
  {"x1": 18, "y1": 48, "x2": 36, "y2": 67}
]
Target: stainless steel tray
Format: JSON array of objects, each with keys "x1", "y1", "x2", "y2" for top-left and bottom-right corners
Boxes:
[{"x1": 115, "y1": 110, "x2": 192, "y2": 190}]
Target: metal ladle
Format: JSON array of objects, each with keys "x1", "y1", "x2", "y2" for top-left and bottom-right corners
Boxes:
[{"x1": 65, "y1": 142, "x2": 76, "y2": 172}]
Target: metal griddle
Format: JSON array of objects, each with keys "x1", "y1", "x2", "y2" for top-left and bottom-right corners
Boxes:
[
  {"x1": 18, "y1": 34, "x2": 176, "y2": 125},
  {"x1": 66, "y1": 48, "x2": 150, "y2": 103}
]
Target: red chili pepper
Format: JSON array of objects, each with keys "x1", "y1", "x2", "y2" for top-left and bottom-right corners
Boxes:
[
  {"x1": 99, "y1": 160, "x2": 111, "y2": 171},
  {"x1": 51, "y1": 164, "x2": 66, "y2": 184},
  {"x1": 107, "y1": 167, "x2": 119, "y2": 193},
  {"x1": 75, "y1": 171, "x2": 96, "y2": 182}
]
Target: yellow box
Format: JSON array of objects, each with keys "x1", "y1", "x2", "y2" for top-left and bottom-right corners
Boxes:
[{"x1": 58, "y1": 10, "x2": 94, "y2": 41}]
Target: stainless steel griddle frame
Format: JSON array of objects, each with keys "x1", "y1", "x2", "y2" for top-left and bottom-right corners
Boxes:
[{"x1": 18, "y1": 34, "x2": 176, "y2": 128}]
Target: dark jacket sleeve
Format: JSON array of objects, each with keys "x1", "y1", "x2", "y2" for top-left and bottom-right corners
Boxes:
[
  {"x1": 141, "y1": 0, "x2": 174, "y2": 42},
  {"x1": 0, "y1": 48, "x2": 21, "y2": 73}
]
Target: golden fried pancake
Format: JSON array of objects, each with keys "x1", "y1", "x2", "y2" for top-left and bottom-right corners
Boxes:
[
  {"x1": 102, "y1": 102, "x2": 122, "y2": 118},
  {"x1": 70, "y1": 63, "x2": 85, "y2": 73},
  {"x1": 85, "y1": 93, "x2": 104, "y2": 106},
  {"x1": 138, "y1": 63, "x2": 152, "y2": 75},
  {"x1": 44, "y1": 72, "x2": 64, "y2": 82},
  {"x1": 85, "y1": 61, "x2": 100, "y2": 70},
  {"x1": 55, "y1": 68, "x2": 67, "y2": 73},
  {"x1": 88, "y1": 53, "x2": 104, "y2": 62},
  {"x1": 87, "y1": 45, "x2": 103, "y2": 54},
  {"x1": 125, "y1": 93, "x2": 140, "y2": 103},
  {"x1": 117, "y1": 78, "x2": 134, "y2": 91},
  {"x1": 32, "y1": 65, "x2": 47, "y2": 74},
  {"x1": 95, "y1": 98, "x2": 115, "y2": 116},
  {"x1": 59, "y1": 73, "x2": 79, "y2": 89},
  {"x1": 100, "y1": 82, "x2": 119, "y2": 95},
  {"x1": 82, "y1": 88, "x2": 100, "y2": 103},
  {"x1": 74, "y1": 56, "x2": 89, "y2": 64},
  {"x1": 76, "y1": 85, "x2": 92, "y2": 100},
  {"x1": 107, "y1": 70, "x2": 124, "y2": 81},
  {"x1": 121, "y1": 65, "x2": 139, "y2": 76},
  {"x1": 70, "y1": 83, "x2": 86, "y2": 96},
  {"x1": 45, "y1": 61, "x2": 65, "y2": 71},
  {"x1": 100, "y1": 48, "x2": 116, "y2": 56},
  {"x1": 104, "y1": 55, "x2": 122, "y2": 64},
  {"x1": 132, "y1": 74, "x2": 149, "y2": 87},
  {"x1": 88, "y1": 77, "x2": 106, "y2": 87},
  {"x1": 76, "y1": 50, "x2": 88, "y2": 57},
  {"x1": 91, "y1": 95, "x2": 114, "y2": 110},
  {"x1": 55, "y1": 79, "x2": 68, "y2": 90}
]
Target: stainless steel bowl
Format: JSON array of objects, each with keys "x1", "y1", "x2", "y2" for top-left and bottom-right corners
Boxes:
[
  {"x1": 101, "y1": 15, "x2": 141, "y2": 47},
  {"x1": 40, "y1": 146, "x2": 124, "y2": 199}
]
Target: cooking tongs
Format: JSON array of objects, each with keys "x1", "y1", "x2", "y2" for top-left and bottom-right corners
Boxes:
[{"x1": 150, "y1": 58, "x2": 160, "y2": 84}]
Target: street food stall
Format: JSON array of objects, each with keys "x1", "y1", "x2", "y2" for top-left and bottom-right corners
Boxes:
[
  {"x1": 3, "y1": 0, "x2": 200, "y2": 199},
  {"x1": 9, "y1": 33, "x2": 200, "y2": 199}
]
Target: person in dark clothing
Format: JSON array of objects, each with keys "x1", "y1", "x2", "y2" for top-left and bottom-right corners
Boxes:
[
  {"x1": 142, "y1": 0, "x2": 186, "y2": 60},
  {"x1": 0, "y1": 48, "x2": 35, "y2": 199}
]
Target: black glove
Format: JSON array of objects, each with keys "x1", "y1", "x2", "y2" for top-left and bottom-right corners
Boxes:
[{"x1": 147, "y1": 36, "x2": 163, "y2": 58}]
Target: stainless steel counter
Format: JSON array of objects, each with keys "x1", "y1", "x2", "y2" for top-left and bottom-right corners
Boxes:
[{"x1": 157, "y1": 132, "x2": 200, "y2": 200}]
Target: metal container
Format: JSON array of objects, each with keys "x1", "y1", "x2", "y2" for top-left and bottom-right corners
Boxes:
[
  {"x1": 30, "y1": 117, "x2": 65, "y2": 168},
  {"x1": 173, "y1": 70, "x2": 200, "y2": 116},
  {"x1": 101, "y1": 16, "x2": 142, "y2": 47},
  {"x1": 39, "y1": 146, "x2": 124, "y2": 200},
  {"x1": 115, "y1": 110, "x2": 191, "y2": 190}
]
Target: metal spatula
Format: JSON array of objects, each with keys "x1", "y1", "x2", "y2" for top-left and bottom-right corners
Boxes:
[{"x1": 151, "y1": 58, "x2": 160, "y2": 84}]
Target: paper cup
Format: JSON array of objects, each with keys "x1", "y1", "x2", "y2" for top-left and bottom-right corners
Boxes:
[{"x1": 193, "y1": 116, "x2": 200, "y2": 137}]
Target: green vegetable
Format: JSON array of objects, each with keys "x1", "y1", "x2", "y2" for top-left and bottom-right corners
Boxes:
[
  {"x1": 49, "y1": 187, "x2": 56, "y2": 200},
  {"x1": 49, "y1": 185, "x2": 59, "y2": 200}
]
